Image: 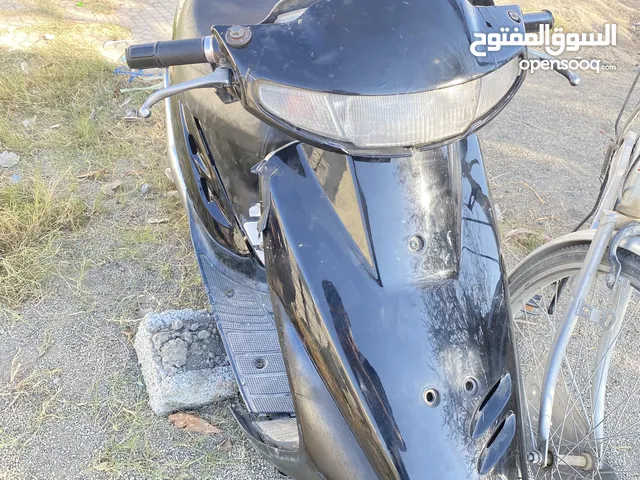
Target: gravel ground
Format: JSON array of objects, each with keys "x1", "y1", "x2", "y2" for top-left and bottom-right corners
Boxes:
[
  {"x1": 486, "y1": 66, "x2": 640, "y2": 266},
  {"x1": 0, "y1": 165, "x2": 284, "y2": 479},
  {"x1": 0, "y1": 3, "x2": 639, "y2": 480}
]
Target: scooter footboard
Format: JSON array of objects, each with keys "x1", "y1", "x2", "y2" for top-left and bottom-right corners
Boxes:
[{"x1": 262, "y1": 136, "x2": 526, "y2": 479}]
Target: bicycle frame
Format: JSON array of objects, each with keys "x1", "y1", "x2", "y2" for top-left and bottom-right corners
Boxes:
[{"x1": 533, "y1": 129, "x2": 640, "y2": 467}]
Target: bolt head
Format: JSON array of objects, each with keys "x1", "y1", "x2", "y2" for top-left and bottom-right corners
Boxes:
[
  {"x1": 508, "y1": 10, "x2": 522, "y2": 22},
  {"x1": 229, "y1": 25, "x2": 244, "y2": 39},
  {"x1": 408, "y1": 235, "x2": 425, "y2": 253},
  {"x1": 226, "y1": 25, "x2": 252, "y2": 48}
]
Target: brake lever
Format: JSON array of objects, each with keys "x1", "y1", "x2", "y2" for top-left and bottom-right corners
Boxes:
[
  {"x1": 137, "y1": 68, "x2": 231, "y2": 118},
  {"x1": 528, "y1": 48, "x2": 581, "y2": 87}
]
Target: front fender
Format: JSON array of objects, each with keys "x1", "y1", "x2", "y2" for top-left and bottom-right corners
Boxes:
[
  {"x1": 509, "y1": 229, "x2": 640, "y2": 285},
  {"x1": 263, "y1": 137, "x2": 526, "y2": 479}
]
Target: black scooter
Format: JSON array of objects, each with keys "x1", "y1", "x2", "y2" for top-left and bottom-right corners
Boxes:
[{"x1": 125, "y1": 1, "x2": 570, "y2": 477}]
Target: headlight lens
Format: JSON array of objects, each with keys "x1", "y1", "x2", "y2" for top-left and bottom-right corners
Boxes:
[{"x1": 256, "y1": 56, "x2": 521, "y2": 148}]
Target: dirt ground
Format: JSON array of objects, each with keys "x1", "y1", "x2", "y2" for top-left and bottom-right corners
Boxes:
[{"x1": 0, "y1": 1, "x2": 639, "y2": 479}]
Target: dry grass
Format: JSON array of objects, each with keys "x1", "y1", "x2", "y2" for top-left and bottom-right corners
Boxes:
[
  {"x1": 17, "y1": 0, "x2": 65, "y2": 18},
  {"x1": 89, "y1": 373, "x2": 230, "y2": 479},
  {"x1": 0, "y1": 13, "x2": 192, "y2": 311},
  {"x1": 0, "y1": 7, "x2": 243, "y2": 477},
  {"x1": 0, "y1": 23, "x2": 136, "y2": 168},
  {"x1": 89, "y1": 373, "x2": 166, "y2": 478},
  {"x1": 0, "y1": 175, "x2": 87, "y2": 308}
]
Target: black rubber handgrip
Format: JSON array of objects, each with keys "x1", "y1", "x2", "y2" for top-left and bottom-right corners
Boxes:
[
  {"x1": 125, "y1": 37, "x2": 207, "y2": 69},
  {"x1": 523, "y1": 10, "x2": 554, "y2": 33}
]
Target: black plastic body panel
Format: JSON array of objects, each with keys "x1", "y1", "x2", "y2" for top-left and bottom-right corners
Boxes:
[
  {"x1": 169, "y1": 65, "x2": 292, "y2": 228},
  {"x1": 171, "y1": 0, "x2": 293, "y2": 228},
  {"x1": 262, "y1": 137, "x2": 525, "y2": 479},
  {"x1": 185, "y1": 175, "x2": 373, "y2": 479},
  {"x1": 231, "y1": 295, "x2": 379, "y2": 480},
  {"x1": 216, "y1": 0, "x2": 524, "y2": 95},
  {"x1": 170, "y1": 1, "x2": 528, "y2": 477},
  {"x1": 168, "y1": 91, "x2": 251, "y2": 254},
  {"x1": 273, "y1": 296, "x2": 378, "y2": 479}
]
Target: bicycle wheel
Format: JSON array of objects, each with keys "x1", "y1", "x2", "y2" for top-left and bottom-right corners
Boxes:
[{"x1": 509, "y1": 244, "x2": 640, "y2": 479}]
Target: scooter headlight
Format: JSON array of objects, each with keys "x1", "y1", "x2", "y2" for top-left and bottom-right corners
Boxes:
[{"x1": 255, "y1": 56, "x2": 521, "y2": 149}]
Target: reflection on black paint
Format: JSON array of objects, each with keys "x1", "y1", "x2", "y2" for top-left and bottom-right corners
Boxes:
[
  {"x1": 264, "y1": 136, "x2": 523, "y2": 479},
  {"x1": 322, "y1": 280, "x2": 408, "y2": 465}
]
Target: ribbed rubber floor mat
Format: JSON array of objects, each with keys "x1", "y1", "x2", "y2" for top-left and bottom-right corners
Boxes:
[
  {"x1": 254, "y1": 417, "x2": 299, "y2": 449},
  {"x1": 199, "y1": 255, "x2": 294, "y2": 414}
]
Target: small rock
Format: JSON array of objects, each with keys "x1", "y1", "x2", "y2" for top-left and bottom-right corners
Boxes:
[
  {"x1": 161, "y1": 338, "x2": 188, "y2": 368},
  {"x1": 197, "y1": 330, "x2": 210, "y2": 340},
  {"x1": 103, "y1": 180, "x2": 123, "y2": 196},
  {"x1": 22, "y1": 117, "x2": 35, "y2": 128},
  {"x1": 152, "y1": 331, "x2": 171, "y2": 351},
  {"x1": 44, "y1": 33, "x2": 55, "y2": 40},
  {"x1": 140, "y1": 183, "x2": 151, "y2": 194},
  {"x1": 189, "y1": 323, "x2": 200, "y2": 331},
  {"x1": 181, "y1": 332, "x2": 192, "y2": 344},
  {"x1": 171, "y1": 319, "x2": 184, "y2": 331},
  {"x1": 208, "y1": 352, "x2": 214, "y2": 359},
  {"x1": 167, "y1": 366, "x2": 178, "y2": 376},
  {"x1": 0, "y1": 151, "x2": 19, "y2": 168}
]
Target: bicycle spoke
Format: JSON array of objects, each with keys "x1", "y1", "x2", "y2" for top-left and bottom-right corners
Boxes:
[{"x1": 512, "y1": 257, "x2": 640, "y2": 479}]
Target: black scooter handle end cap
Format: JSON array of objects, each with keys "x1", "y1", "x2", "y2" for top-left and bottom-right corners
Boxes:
[{"x1": 125, "y1": 42, "x2": 158, "y2": 70}]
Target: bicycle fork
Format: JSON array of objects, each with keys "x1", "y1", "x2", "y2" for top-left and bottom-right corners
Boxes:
[{"x1": 532, "y1": 131, "x2": 639, "y2": 469}]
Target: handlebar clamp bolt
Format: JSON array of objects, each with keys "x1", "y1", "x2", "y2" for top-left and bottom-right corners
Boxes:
[
  {"x1": 226, "y1": 25, "x2": 252, "y2": 48},
  {"x1": 508, "y1": 10, "x2": 522, "y2": 23}
]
